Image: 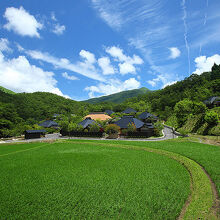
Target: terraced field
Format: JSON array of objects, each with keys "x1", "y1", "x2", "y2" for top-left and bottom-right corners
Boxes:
[{"x1": 0, "y1": 140, "x2": 219, "y2": 219}]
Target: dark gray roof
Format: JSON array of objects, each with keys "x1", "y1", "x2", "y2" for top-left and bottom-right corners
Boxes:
[
  {"x1": 114, "y1": 116, "x2": 144, "y2": 129},
  {"x1": 122, "y1": 108, "x2": 137, "y2": 114},
  {"x1": 39, "y1": 120, "x2": 58, "y2": 128},
  {"x1": 105, "y1": 110, "x2": 114, "y2": 115},
  {"x1": 204, "y1": 96, "x2": 220, "y2": 105},
  {"x1": 139, "y1": 112, "x2": 158, "y2": 120},
  {"x1": 25, "y1": 130, "x2": 46, "y2": 134},
  {"x1": 78, "y1": 118, "x2": 97, "y2": 129}
]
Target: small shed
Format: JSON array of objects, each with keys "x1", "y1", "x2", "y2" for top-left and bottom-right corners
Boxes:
[
  {"x1": 122, "y1": 108, "x2": 137, "y2": 114},
  {"x1": 39, "y1": 120, "x2": 59, "y2": 128},
  {"x1": 25, "y1": 130, "x2": 46, "y2": 139}
]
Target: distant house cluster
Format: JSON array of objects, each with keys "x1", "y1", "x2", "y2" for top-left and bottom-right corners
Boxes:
[{"x1": 25, "y1": 107, "x2": 159, "y2": 139}]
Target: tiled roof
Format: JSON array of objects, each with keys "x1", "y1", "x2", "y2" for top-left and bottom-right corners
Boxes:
[
  {"x1": 114, "y1": 116, "x2": 144, "y2": 129},
  {"x1": 39, "y1": 120, "x2": 58, "y2": 128}
]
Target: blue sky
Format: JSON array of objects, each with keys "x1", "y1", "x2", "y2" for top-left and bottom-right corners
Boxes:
[{"x1": 0, "y1": 0, "x2": 220, "y2": 100}]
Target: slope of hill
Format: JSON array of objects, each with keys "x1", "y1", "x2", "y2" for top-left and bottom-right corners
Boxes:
[
  {"x1": 0, "y1": 86, "x2": 16, "y2": 95},
  {"x1": 0, "y1": 90, "x2": 89, "y2": 121},
  {"x1": 84, "y1": 87, "x2": 151, "y2": 104}
]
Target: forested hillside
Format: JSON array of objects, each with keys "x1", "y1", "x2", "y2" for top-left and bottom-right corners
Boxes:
[
  {"x1": 85, "y1": 87, "x2": 150, "y2": 104},
  {"x1": 124, "y1": 64, "x2": 220, "y2": 119}
]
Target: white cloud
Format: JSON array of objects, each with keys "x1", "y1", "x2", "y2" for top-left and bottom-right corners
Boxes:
[
  {"x1": 106, "y1": 46, "x2": 143, "y2": 75},
  {"x1": 25, "y1": 49, "x2": 105, "y2": 82},
  {"x1": 169, "y1": 47, "x2": 181, "y2": 59},
  {"x1": 0, "y1": 38, "x2": 12, "y2": 53},
  {"x1": 62, "y1": 72, "x2": 78, "y2": 80},
  {"x1": 79, "y1": 50, "x2": 96, "y2": 64},
  {"x1": 98, "y1": 57, "x2": 115, "y2": 75},
  {"x1": 4, "y1": 6, "x2": 43, "y2": 38},
  {"x1": 51, "y1": 12, "x2": 57, "y2": 21},
  {"x1": 193, "y1": 54, "x2": 220, "y2": 75},
  {"x1": 119, "y1": 62, "x2": 135, "y2": 74},
  {"x1": 85, "y1": 77, "x2": 140, "y2": 98},
  {"x1": 0, "y1": 51, "x2": 69, "y2": 98},
  {"x1": 52, "y1": 24, "x2": 65, "y2": 35}
]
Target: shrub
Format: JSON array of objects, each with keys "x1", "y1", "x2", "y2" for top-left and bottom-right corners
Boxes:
[
  {"x1": 121, "y1": 129, "x2": 128, "y2": 136},
  {"x1": 208, "y1": 123, "x2": 220, "y2": 136},
  {"x1": 105, "y1": 124, "x2": 120, "y2": 135},
  {"x1": 68, "y1": 122, "x2": 78, "y2": 132},
  {"x1": 89, "y1": 123, "x2": 100, "y2": 132},
  {"x1": 177, "y1": 128, "x2": 189, "y2": 136},
  {"x1": 204, "y1": 111, "x2": 219, "y2": 125},
  {"x1": 154, "y1": 121, "x2": 164, "y2": 137}
]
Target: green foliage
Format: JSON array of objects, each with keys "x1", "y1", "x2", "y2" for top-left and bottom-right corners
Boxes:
[
  {"x1": 177, "y1": 128, "x2": 190, "y2": 136},
  {"x1": 208, "y1": 123, "x2": 220, "y2": 136},
  {"x1": 166, "y1": 115, "x2": 178, "y2": 129},
  {"x1": 153, "y1": 121, "x2": 164, "y2": 137},
  {"x1": 0, "y1": 86, "x2": 16, "y2": 95},
  {"x1": 204, "y1": 110, "x2": 219, "y2": 125},
  {"x1": 89, "y1": 123, "x2": 100, "y2": 132},
  {"x1": 105, "y1": 124, "x2": 120, "y2": 134},
  {"x1": 174, "y1": 99, "x2": 207, "y2": 127}
]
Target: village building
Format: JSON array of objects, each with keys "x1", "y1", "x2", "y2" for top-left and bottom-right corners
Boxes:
[
  {"x1": 39, "y1": 120, "x2": 59, "y2": 128},
  {"x1": 84, "y1": 112, "x2": 112, "y2": 121},
  {"x1": 25, "y1": 130, "x2": 46, "y2": 139},
  {"x1": 139, "y1": 111, "x2": 158, "y2": 122},
  {"x1": 78, "y1": 117, "x2": 98, "y2": 129},
  {"x1": 203, "y1": 96, "x2": 220, "y2": 108},
  {"x1": 122, "y1": 108, "x2": 137, "y2": 114},
  {"x1": 105, "y1": 110, "x2": 114, "y2": 115}
]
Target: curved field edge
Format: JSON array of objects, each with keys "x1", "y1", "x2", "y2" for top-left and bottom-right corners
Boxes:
[{"x1": 68, "y1": 141, "x2": 216, "y2": 220}]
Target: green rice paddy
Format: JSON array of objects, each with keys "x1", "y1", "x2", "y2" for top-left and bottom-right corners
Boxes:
[
  {"x1": 0, "y1": 141, "x2": 190, "y2": 219},
  {"x1": 0, "y1": 139, "x2": 219, "y2": 219}
]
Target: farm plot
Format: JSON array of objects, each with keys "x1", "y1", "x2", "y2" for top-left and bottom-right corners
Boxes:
[
  {"x1": 65, "y1": 139, "x2": 220, "y2": 219},
  {"x1": 80, "y1": 139, "x2": 220, "y2": 197},
  {"x1": 0, "y1": 142, "x2": 190, "y2": 219}
]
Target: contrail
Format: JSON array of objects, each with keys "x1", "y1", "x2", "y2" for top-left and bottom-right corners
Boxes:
[
  {"x1": 181, "y1": 0, "x2": 191, "y2": 76},
  {"x1": 201, "y1": 0, "x2": 209, "y2": 54}
]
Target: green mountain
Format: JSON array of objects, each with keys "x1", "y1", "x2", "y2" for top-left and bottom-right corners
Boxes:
[
  {"x1": 84, "y1": 87, "x2": 151, "y2": 104},
  {"x1": 0, "y1": 86, "x2": 16, "y2": 95}
]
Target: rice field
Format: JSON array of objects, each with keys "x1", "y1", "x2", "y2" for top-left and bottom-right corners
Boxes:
[{"x1": 0, "y1": 141, "x2": 190, "y2": 219}]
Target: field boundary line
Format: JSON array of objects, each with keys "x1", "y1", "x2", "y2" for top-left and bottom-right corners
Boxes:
[
  {"x1": 62, "y1": 141, "x2": 217, "y2": 220},
  {"x1": 0, "y1": 142, "x2": 53, "y2": 157}
]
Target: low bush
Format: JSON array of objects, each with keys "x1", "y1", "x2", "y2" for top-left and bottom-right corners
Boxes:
[
  {"x1": 105, "y1": 124, "x2": 120, "y2": 135},
  {"x1": 204, "y1": 110, "x2": 219, "y2": 125}
]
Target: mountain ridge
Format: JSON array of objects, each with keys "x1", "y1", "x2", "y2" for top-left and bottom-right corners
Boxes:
[{"x1": 84, "y1": 87, "x2": 151, "y2": 104}]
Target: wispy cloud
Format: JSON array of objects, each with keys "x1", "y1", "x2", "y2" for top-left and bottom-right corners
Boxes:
[
  {"x1": 25, "y1": 49, "x2": 105, "y2": 82},
  {"x1": 181, "y1": 0, "x2": 191, "y2": 76}
]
